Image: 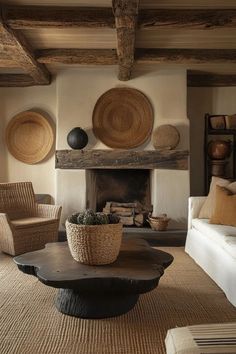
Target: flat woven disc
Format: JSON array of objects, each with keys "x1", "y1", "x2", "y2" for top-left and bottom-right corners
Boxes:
[
  {"x1": 152, "y1": 125, "x2": 180, "y2": 150},
  {"x1": 92, "y1": 88, "x2": 153, "y2": 149},
  {"x1": 6, "y1": 111, "x2": 54, "y2": 164}
]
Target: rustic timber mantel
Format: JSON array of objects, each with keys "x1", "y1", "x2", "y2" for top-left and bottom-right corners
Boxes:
[{"x1": 55, "y1": 149, "x2": 189, "y2": 170}]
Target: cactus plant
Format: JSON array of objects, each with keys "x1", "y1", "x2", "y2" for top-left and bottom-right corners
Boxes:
[{"x1": 68, "y1": 209, "x2": 120, "y2": 225}]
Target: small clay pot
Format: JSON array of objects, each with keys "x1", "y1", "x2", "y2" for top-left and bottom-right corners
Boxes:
[
  {"x1": 207, "y1": 140, "x2": 231, "y2": 160},
  {"x1": 67, "y1": 127, "x2": 88, "y2": 150}
]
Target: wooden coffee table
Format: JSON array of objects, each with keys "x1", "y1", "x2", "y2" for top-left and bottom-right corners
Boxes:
[{"x1": 14, "y1": 238, "x2": 173, "y2": 319}]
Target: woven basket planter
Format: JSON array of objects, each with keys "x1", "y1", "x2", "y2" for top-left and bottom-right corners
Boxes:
[
  {"x1": 65, "y1": 220, "x2": 123, "y2": 265},
  {"x1": 147, "y1": 216, "x2": 170, "y2": 231}
]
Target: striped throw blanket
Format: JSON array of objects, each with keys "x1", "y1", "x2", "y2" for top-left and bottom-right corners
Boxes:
[{"x1": 165, "y1": 323, "x2": 236, "y2": 354}]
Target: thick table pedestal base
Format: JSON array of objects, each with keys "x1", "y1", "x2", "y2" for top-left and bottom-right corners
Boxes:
[{"x1": 55, "y1": 289, "x2": 139, "y2": 319}]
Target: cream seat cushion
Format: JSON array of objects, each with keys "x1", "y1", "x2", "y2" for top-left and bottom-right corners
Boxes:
[
  {"x1": 12, "y1": 217, "x2": 57, "y2": 229},
  {"x1": 199, "y1": 176, "x2": 236, "y2": 219},
  {"x1": 192, "y1": 218, "x2": 236, "y2": 259},
  {"x1": 165, "y1": 322, "x2": 236, "y2": 354}
]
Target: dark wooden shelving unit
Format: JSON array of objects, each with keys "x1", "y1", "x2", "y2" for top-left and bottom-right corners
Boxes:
[{"x1": 204, "y1": 113, "x2": 236, "y2": 193}]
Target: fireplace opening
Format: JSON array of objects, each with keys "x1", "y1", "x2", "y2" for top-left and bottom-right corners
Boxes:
[{"x1": 86, "y1": 169, "x2": 152, "y2": 227}]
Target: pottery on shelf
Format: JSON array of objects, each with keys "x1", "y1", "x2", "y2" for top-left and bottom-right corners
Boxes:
[
  {"x1": 67, "y1": 127, "x2": 88, "y2": 150},
  {"x1": 207, "y1": 140, "x2": 231, "y2": 160}
]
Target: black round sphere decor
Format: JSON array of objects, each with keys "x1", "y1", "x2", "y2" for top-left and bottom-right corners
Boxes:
[{"x1": 67, "y1": 127, "x2": 88, "y2": 150}]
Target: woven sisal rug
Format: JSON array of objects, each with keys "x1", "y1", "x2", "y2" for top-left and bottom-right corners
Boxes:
[{"x1": 1, "y1": 247, "x2": 236, "y2": 354}]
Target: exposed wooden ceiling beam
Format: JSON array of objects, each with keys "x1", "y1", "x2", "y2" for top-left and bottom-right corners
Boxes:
[
  {"x1": 139, "y1": 9, "x2": 236, "y2": 29},
  {"x1": 112, "y1": 0, "x2": 140, "y2": 81},
  {"x1": 0, "y1": 11, "x2": 51, "y2": 85},
  {"x1": 2, "y1": 5, "x2": 115, "y2": 29},
  {"x1": 136, "y1": 49, "x2": 236, "y2": 64},
  {"x1": 3, "y1": 6, "x2": 236, "y2": 30},
  {"x1": 187, "y1": 73, "x2": 236, "y2": 87},
  {"x1": 0, "y1": 74, "x2": 36, "y2": 87},
  {"x1": 36, "y1": 49, "x2": 117, "y2": 65},
  {"x1": 0, "y1": 52, "x2": 17, "y2": 67},
  {"x1": 36, "y1": 48, "x2": 236, "y2": 66}
]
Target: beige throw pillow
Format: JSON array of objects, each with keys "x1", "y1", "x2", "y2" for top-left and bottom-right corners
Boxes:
[
  {"x1": 199, "y1": 176, "x2": 231, "y2": 219},
  {"x1": 210, "y1": 185, "x2": 236, "y2": 227}
]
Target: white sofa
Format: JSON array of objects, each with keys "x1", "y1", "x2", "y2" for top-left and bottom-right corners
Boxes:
[{"x1": 185, "y1": 196, "x2": 236, "y2": 307}]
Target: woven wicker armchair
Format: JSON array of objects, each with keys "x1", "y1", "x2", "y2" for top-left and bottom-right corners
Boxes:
[{"x1": 0, "y1": 182, "x2": 62, "y2": 256}]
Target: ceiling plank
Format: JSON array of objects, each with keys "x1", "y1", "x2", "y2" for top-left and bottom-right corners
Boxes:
[
  {"x1": 3, "y1": 5, "x2": 115, "y2": 29},
  {"x1": 139, "y1": 9, "x2": 236, "y2": 30},
  {"x1": 0, "y1": 74, "x2": 36, "y2": 86},
  {"x1": 0, "y1": 11, "x2": 51, "y2": 84},
  {"x1": 187, "y1": 73, "x2": 236, "y2": 87},
  {"x1": 112, "y1": 0, "x2": 140, "y2": 81},
  {"x1": 136, "y1": 49, "x2": 236, "y2": 64},
  {"x1": 36, "y1": 49, "x2": 117, "y2": 65}
]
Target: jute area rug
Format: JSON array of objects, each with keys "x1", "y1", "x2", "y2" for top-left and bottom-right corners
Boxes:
[{"x1": 1, "y1": 247, "x2": 236, "y2": 354}]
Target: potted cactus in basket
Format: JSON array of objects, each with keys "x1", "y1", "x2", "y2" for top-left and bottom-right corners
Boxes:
[{"x1": 65, "y1": 209, "x2": 122, "y2": 265}]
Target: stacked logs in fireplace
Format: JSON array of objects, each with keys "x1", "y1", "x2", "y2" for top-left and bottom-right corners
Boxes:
[{"x1": 103, "y1": 202, "x2": 152, "y2": 227}]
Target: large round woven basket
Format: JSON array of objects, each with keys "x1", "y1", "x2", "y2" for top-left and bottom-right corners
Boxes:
[
  {"x1": 6, "y1": 110, "x2": 54, "y2": 164},
  {"x1": 65, "y1": 220, "x2": 123, "y2": 265}
]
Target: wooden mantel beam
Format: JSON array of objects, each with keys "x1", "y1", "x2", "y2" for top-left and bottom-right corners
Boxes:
[
  {"x1": 2, "y1": 5, "x2": 115, "y2": 29},
  {"x1": 112, "y1": 0, "x2": 140, "y2": 81},
  {"x1": 0, "y1": 9, "x2": 51, "y2": 84}
]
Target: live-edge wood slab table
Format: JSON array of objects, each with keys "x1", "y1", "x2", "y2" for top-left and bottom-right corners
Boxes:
[{"x1": 14, "y1": 238, "x2": 173, "y2": 319}]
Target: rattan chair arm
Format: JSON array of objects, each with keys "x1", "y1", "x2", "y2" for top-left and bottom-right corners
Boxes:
[
  {"x1": 36, "y1": 204, "x2": 62, "y2": 219},
  {"x1": 0, "y1": 212, "x2": 14, "y2": 231}
]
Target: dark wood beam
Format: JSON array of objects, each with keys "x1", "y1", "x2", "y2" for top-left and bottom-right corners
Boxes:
[
  {"x1": 0, "y1": 52, "x2": 17, "y2": 67},
  {"x1": 0, "y1": 74, "x2": 36, "y2": 86},
  {"x1": 0, "y1": 10, "x2": 51, "y2": 85},
  {"x1": 187, "y1": 73, "x2": 236, "y2": 87},
  {"x1": 36, "y1": 49, "x2": 117, "y2": 65},
  {"x1": 3, "y1": 6, "x2": 236, "y2": 30},
  {"x1": 56, "y1": 149, "x2": 189, "y2": 170},
  {"x1": 139, "y1": 9, "x2": 236, "y2": 29},
  {"x1": 36, "y1": 48, "x2": 236, "y2": 66},
  {"x1": 136, "y1": 49, "x2": 236, "y2": 64},
  {"x1": 112, "y1": 0, "x2": 139, "y2": 81},
  {"x1": 2, "y1": 5, "x2": 114, "y2": 29}
]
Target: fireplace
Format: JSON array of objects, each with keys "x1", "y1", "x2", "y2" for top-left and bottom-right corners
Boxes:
[{"x1": 86, "y1": 169, "x2": 152, "y2": 226}]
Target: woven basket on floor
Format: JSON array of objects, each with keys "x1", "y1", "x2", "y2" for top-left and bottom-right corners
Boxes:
[
  {"x1": 65, "y1": 220, "x2": 123, "y2": 265},
  {"x1": 147, "y1": 216, "x2": 170, "y2": 231}
]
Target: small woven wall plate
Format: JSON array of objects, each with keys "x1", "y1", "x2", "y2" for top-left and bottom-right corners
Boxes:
[
  {"x1": 92, "y1": 87, "x2": 154, "y2": 149},
  {"x1": 5, "y1": 111, "x2": 54, "y2": 164},
  {"x1": 152, "y1": 124, "x2": 180, "y2": 150}
]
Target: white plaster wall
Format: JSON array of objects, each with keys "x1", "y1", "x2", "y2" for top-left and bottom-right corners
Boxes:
[
  {"x1": 188, "y1": 87, "x2": 236, "y2": 196},
  {"x1": 56, "y1": 67, "x2": 189, "y2": 228},
  {"x1": 0, "y1": 81, "x2": 57, "y2": 199}
]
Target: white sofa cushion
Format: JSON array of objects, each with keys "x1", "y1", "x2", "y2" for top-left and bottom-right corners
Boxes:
[{"x1": 192, "y1": 218, "x2": 236, "y2": 259}]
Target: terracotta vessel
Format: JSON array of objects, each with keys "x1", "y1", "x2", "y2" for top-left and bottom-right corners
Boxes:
[
  {"x1": 207, "y1": 140, "x2": 231, "y2": 160},
  {"x1": 67, "y1": 127, "x2": 88, "y2": 150}
]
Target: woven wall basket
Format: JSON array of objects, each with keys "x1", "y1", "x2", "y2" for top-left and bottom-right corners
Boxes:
[
  {"x1": 92, "y1": 87, "x2": 154, "y2": 149},
  {"x1": 6, "y1": 111, "x2": 54, "y2": 164},
  {"x1": 152, "y1": 124, "x2": 180, "y2": 150},
  {"x1": 65, "y1": 220, "x2": 123, "y2": 265}
]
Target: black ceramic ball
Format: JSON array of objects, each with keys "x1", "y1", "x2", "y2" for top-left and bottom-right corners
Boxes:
[{"x1": 67, "y1": 127, "x2": 88, "y2": 149}]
